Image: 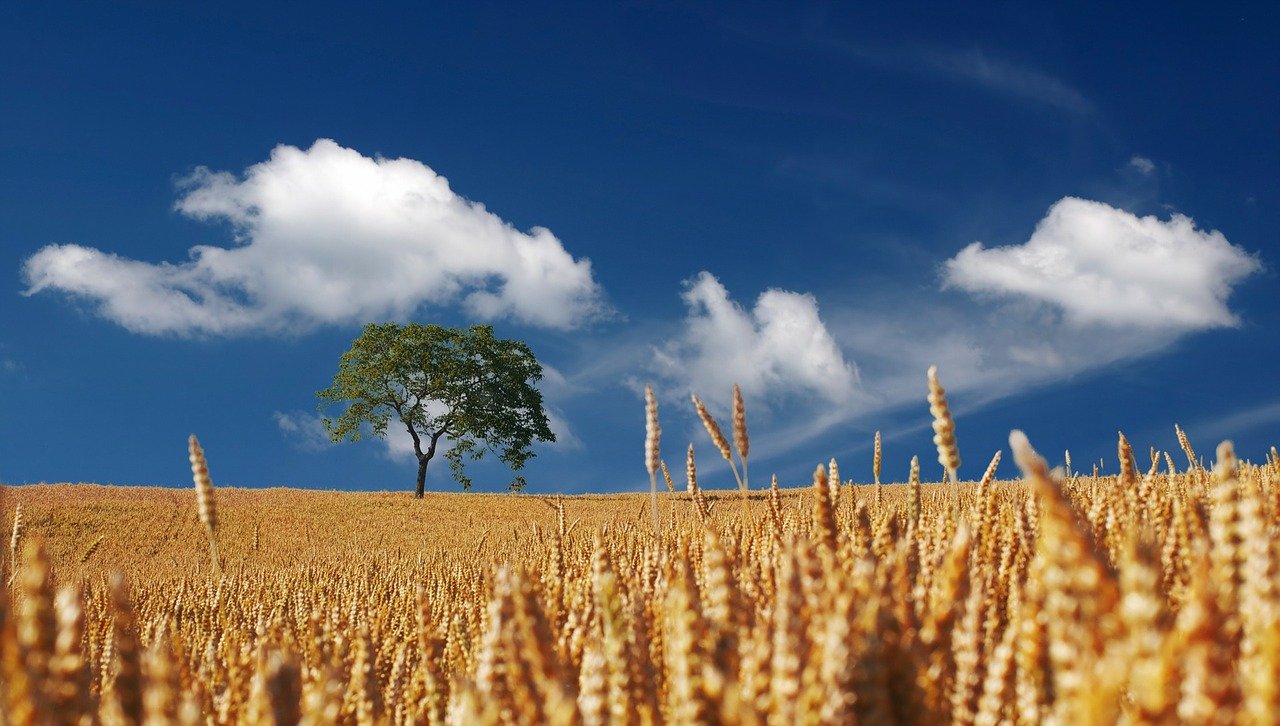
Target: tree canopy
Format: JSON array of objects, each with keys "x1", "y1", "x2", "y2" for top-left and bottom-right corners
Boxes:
[{"x1": 318, "y1": 322, "x2": 555, "y2": 496}]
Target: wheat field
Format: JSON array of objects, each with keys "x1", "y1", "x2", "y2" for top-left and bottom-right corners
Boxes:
[{"x1": 2, "y1": 423, "x2": 1279, "y2": 724}]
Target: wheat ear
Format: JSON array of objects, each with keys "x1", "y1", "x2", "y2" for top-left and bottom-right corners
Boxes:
[
  {"x1": 8, "y1": 502, "x2": 23, "y2": 586},
  {"x1": 188, "y1": 434, "x2": 221, "y2": 578},
  {"x1": 659, "y1": 460, "x2": 675, "y2": 494},
  {"x1": 1175, "y1": 424, "x2": 1199, "y2": 473},
  {"x1": 732, "y1": 384, "x2": 752, "y2": 522},
  {"x1": 928, "y1": 366, "x2": 961, "y2": 512},
  {"x1": 685, "y1": 443, "x2": 697, "y2": 495},
  {"x1": 733, "y1": 383, "x2": 749, "y2": 483},
  {"x1": 873, "y1": 431, "x2": 882, "y2": 485},
  {"x1": 908, "y1": 455, "x2": 921, "y2": 525},
  {"x1": 812, "y1": 464, "x2": 838, "y2": 553},
  {"x1": 691, "y1": 394, "x2": 745, "y2": 495},
  {"x1": 644, "y1": 385, "x2": 661, "y2": 535},
  {"x1": 1118, "y1": 432, "x2": 1137, "y2": 488}
]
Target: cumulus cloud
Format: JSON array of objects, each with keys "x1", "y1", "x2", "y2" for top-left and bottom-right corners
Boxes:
[
  {"x1": 944, "y1": 197, "x2": 1260, "y2": 331},
  {"x1": 23, "y1": 139, "x2": 608, "y2": 335},
  {"x1": 653, "y1": 272, "x2": 859, "y2": 409}
]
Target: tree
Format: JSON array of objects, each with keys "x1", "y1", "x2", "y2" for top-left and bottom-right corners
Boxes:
[{"x1": 318, "y1": 323, "x2": 555, "y2": 496}]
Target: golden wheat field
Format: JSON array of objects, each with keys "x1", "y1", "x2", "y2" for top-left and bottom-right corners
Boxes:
[{"x1": 2, "y1": 423, "x2": 1279, "y2": 725}]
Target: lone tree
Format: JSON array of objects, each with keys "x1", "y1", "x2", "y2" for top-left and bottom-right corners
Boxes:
[{"x1": 318, "y1": 322, "x2": 555, "y2": 496}]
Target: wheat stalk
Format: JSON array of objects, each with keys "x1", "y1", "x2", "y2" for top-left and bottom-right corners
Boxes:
[
  {"x1": 1118, "y1": 431, "x2": 1138, "y2": 488},
  {"x1": 1175, "y1": 424, "x2": 1199, "y2": 473},
  {"x1": 908, "y1": 455, "x2": 921, "y2": 525},
  {"x1": 79, "y1": 535, "x2": 104, "y2": 564},
  {"x1": 188, "y1": 434, "x2": 221, "y2": 579},
  {"x1": 644, "y1": 385, "x2": 661, "y2": 535},
  {"x1": 873, "y1": 431, "x2": 882, "y2": 485},
  {"x1": 8, "y1": 502, "x2": 23, "y2": 585},
  {"x1": 691, "y1": 394, "x2": 744, "y2": 493},
  {"x1": 732, "y1": 383, "x2": 749, "y2": 485},
  {"x1": 928, "y1": 366, "x2": 962, "y2": 513},
  {"x1": 659, "y1": 460, "x2": 675, "y2": 494},
  {"x1": 732, "y1": 384, "x2": 752, "y2": 521}
]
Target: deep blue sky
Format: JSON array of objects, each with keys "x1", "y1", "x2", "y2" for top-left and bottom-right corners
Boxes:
[{"x1": 2, "y1": 2, "x2": 1276, "y2": 493}]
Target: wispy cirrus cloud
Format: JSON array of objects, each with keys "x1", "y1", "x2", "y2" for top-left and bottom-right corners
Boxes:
[
  {"x1": 815, "y1": 38, "x2": 1094, "y2": 116},
  {"x1": 913, "y1": 47, "x2": 1094, "y2": 115},
  {"x1": 1186, "y1": 400, "x2": 1280, "y2": 446}
]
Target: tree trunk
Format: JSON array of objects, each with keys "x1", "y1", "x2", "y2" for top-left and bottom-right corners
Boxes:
[
  {"x1": 412, "y1": 428, "x2": 444, "y2": 499},
  {"x1": 415, "y1": 456, "x2": 429, "y2": 498}
]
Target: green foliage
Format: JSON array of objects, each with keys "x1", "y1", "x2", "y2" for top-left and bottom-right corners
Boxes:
[{"x1": 318, "y1": 322, "x2": 555, "y2": 492}]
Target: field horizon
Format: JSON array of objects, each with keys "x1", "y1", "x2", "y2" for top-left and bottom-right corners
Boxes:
[{"x1": 1, "y1": 477, "x2": 980, "y2": 577}]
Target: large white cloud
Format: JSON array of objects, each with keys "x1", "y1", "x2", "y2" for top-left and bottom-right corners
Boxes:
[
  {"x1": 944, "y1": 197, "x2": 1259, "y2": 331},
  {"x1": 23, "y1": 139, "x2": 608, "y2": 335},
  {"x1": 653, "y1": 272, "x2": 859, "y2": 408}
]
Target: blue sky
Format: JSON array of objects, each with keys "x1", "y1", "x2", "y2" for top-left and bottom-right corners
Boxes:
[{"x1": 2, "y1": 2, "x2": 1276, "y2": 493}]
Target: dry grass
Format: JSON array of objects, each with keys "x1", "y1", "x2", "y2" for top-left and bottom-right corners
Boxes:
[{"x1": 2, "y1": 420, "x2": 1279, "y2": 723}]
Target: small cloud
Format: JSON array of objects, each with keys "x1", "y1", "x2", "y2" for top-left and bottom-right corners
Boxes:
[
  {"x1": 273, "y1": 411, "x2": 334, "y2": 451},
  {"x1": 653, "y1": 272, "x2": 859, "y2": 409},
  {"x1": 0, "y1": 343, "x2": 20, "y2": 376},
  {"x1": 380, "y1": 428, "x2": 421, "y2": 462},
  {"x1": 544, "y1": 407, "x2": 583, "y2": 451},
  {"x1": 1128, "y1": 156, "x2": 1156, "y2": 175},
  {"x1": 370, "y1": 399, "x2": 458, "y2": 463},
  {"x1": 943, "y1": 197, "x2": 1260, "y2": 331},
  {"x1": 23, "y1": 139, "x2": 609, "y2": 336}
]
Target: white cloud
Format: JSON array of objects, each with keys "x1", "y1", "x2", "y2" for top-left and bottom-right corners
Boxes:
[
  {"x1": 1128, "y1": 156, "x2": 1156, "y2": 175},
  {"x1": 273, "y1": 411, "x2": 334, "y2": 451},
  {"x1": 653, "y1": 272, "x2": 859, "y2": 409},
  {"x1": 23, "y1": 139, "x2": 608, "y2": 335},
  {"x1": 529, "y1": 364, "x2": 584, "y2": 451},
  {"x1": 944, "y1": 197, "x2": 1260, "y2": 331},
  {"x1": 380, "y1": 426, "x2": 423, "y2": 462},
  {"x1": 543, "y1": 407, "x2": 584, "y2": 451}
]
